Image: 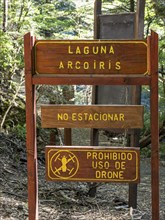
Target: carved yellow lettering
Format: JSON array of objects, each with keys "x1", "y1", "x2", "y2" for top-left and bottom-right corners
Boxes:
[
  {"x1": 77, "y1": 113, "x2": 83, "y2": 121},
  {"x1": 100, "y1": 46, "x2": 106, "y2": 54},
  {"x1": 68, "y1": 46, "x2": 73, "y2": 54},
  {"x1": 57, "y1": 113, "x2": 63, "y2": 120},
  {"x1": 84, "y1": 113, "x2": 88, "y2": 120},
  {"x1": 93, "y1": 60, "x2": 97, "y2": 69},
  {"x1": 92, "y1": 161, "x2": 97, "y2": 169},
  {"x1": 127, "y1": 153, "x2": 133, "y2": 160},
  {"x1": 108, "y1": 60, "x2": 111, "y2": 69},
  {"x1": 84, "y1": 46, "x2": 89, "y2": 54},
  {"x1": 75, "y1": 61, "x2": 80, "y2": 69},
  {"x1": 119, "y1": 171, "x2": 124, "y2": 179},
  {"x1": 115, "y1": 162, "x2": 121, "y2": 170},
  {"x1": 104, "y1": 161, "x2": 110, "y2": 169},
  {"x1": 102, "y1": 171, "x2": 107, "y2": 178},
  {"x1": 121, "y1": 153, "x2": 126, "y2": 160},
  {"x1": 68, "y1": 61, "x2": 73, "y2": 69},
  {"x1": 114, "y1": 114, "x2": 119, "y2": 121},
  {"x1": 84, "y1": 62, "x2": 89, "y2": 69},
  {"x1": 96, "y1": 170, "x2": 100, "y2": 178},
  {"x1": 93, "y1": 152, "x2": 97, "y2": 160},
  {"x1": 93, "y1": 47, "x2": 99, "y2": 54},
  {"x1": 76, "y1": 46, "x2": 81, "y2": 54},
  {"x1": 93, "y1": 113, "x2": 99, "y2": 121},
  {"x1": 98, "y1": 152, "x2": 104, "y2": 160},
  {"x1": 108, "y1": 114, "x2": 113, "y2": 120},
  {"x1": 59, "y1": 61, "x2": 64, "y2": 69},
  {"x1": 57, "y1": 113, "x2": 68, "y2": 121},
  {"x1": 121, "y1": 162, "x2": 126, "y2": 170},
  {"x1": 98, "y1": 161, "x2": 103, "y2": 169},
  {"x1": 104, "y1": 153, "x2": 110, "y2": 160},
  {"x1": 107, "y1": 171, "x2": 112, "y2": 178},
  {"x1": 113, "y1": 153, "x2": 117, "y2": 160},
  {"x1": 88, "y1": 114, "x2": 93, "y2": 121},
  {"x1": 87, "y1": 152, "x2": 92, "y2": 159},
  {"x1": 102, "y1": 113, "x2": 107, "y2": 121},
  {"x1": 99, "y1": 61, "x2": 105, "y2": 69},
  {"x1": 109, "y1": 46, "x2": 114, "y2": 54},
  {"x1": 96, "y1": 170, "x2": 124, "y2": 179},
  {"x1": 72, "y1": 113, "x2": 76, "y2": 121},
  {"x1": 115, "y1": 61, "x2": 121, "y2": 70},
  {"x1": 119, "y1": 113, "x2": 124, "y2": 121}
]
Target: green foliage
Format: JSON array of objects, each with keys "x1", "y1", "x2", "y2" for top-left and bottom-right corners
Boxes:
[
  {"x1": 37, "y1": 85, "x2": 65, "y2": 104},
  {"x1": 0, "y1": 32, "x2": 14, "y2": 72},
  {"x1": 160, "y1": 142, "x2": 165, "y2": 159},
  {"x1": 34, "y1": 0, "x2": 93, "y2": 39},
  {"x1": 159, "y1": 79, "x2": 165, "y2": 126},
  {"x1": 140, "y1": 146, "x2": 151, "y2": 158},
  {"x1": 141, "y1": 142, "x2": 165, "y2": 158},
  {"x1": 102, "y1": 0, "x2": 136, "y2": 13},
  {"x1": 0, "y1": 0, "x2": 36, "y2": 131},
  {"x1": 12, "y1": 124, "x2": 26, "y2": 140}
]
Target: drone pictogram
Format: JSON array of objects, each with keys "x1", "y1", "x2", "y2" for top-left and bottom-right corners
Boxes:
[{"x1": 50, "y1": 150, "x2": 79, "y2": 179}]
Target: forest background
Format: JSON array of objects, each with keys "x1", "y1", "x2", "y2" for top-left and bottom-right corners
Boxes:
[{"x1": 0, "y1": 0, "x2": 165, "y2": 155}]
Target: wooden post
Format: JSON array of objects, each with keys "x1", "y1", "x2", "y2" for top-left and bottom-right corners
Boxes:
[
  {"x1": 135, "y1": 0, "x2": 145, "y2": 39},
  {"x1": 24, "y1": 32, "x2": 38, "y2": 220},
  {"x1": 64, "y1": 128, "x2": 72, "y2": 145},
  {"x1": 92, "y1": 0, "x2": 145, "y2": 207},
  {"x1": 94, "y1": 0, "x2": 102, "y2": 39},
  {"x1": 149, "y1": 31, "x2": 159, "y2": 220},
  {"x1": 129, "y1": 0, "x2": 146, "y2": 209},
  {"x1": 90, "y1": 0, "x2": 102, "y2": 148}
]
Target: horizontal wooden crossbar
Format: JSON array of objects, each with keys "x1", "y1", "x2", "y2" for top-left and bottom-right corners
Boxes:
[{"x1": 32, "y1": 75, "x2": 151, "y2": 85}]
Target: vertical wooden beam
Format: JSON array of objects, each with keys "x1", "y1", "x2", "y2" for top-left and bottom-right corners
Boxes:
[
  {"x1": 129, "y1": 0, "x2": 146, "y2": 209},
  {"x1": 64, "y1": 128, "x2": 72, "y2": 145},
  {"x1": 94, "y1": 0, "x2": 102, "y2": 39},
  {"x1": 89, "y1": 0, "x2": 102, "y2": 197},
  {"x1": 135, "y1": 0, "x2": 146, "y2": 39},
  {"x1": 91, "y1": 0, "x2": 102, "y2": 147},
  {"x1": 24, "y1": 32, "x2": 38, "y2": 220},
  {"x1": 92, "y1": 0, "x2": 102, "y2": 105},
  {"x1": 50, "y1": 130, "x2": 56, "y2": 145},
  {"x1": 149, "y1": 31, "x2": 159, "y2": 220}
]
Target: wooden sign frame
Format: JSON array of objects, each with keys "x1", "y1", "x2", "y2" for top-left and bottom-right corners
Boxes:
[
  {"x1": 41, "y1": 105, "x2": 144, "y2": 129},
  {"x1": 34, "y1": 40, "x2": 148, "y2": 75},
  {"x1": 24, "y1": 31, "x2": 159, "y2": 220},
  {"x1": 45, "y1": 146, "x2": 140, "y2": 183}
]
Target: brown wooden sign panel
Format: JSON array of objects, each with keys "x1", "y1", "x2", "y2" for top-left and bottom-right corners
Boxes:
[
  {"x1": 45, "y1": 146, "x2": 140, "y2": 183},
  {"x1": 41, "y1": 105, "x2": 144, "y2": 129},
  {"x1": 35, "y1": 40, "x2": 148, "y2": 75}
]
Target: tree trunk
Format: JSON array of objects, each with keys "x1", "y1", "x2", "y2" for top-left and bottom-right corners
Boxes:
[{"x1": 3, "y1": 0, "x2": 8, "y2": 32}]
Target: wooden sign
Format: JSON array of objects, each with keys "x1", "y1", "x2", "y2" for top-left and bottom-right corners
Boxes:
[
  {"x1": 35, "y1": 40, "x2": 148, "y2": 75},
  {"x1": 41, "y1": 105, "x2": 144, "y2": 128},
  {"x1": 45, "y1": 146, "x2": 140, "y2": 183}
]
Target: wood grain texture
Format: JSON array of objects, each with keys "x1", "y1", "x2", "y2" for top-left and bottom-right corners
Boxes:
[
  {"x1": 149, "y1": 31, "x2": 159, "y2": 220},
  {"x1": 35, "y1": 40, "x2": 148, "y2": 75},
  {"x1": 45, "y1": 146, "x2": 140, "y2": 183},
  {"x1": 41, "y1": 105, "x2": 144, "y2": 129},
  {"x1": 32, "y1": 75, "x2": 151, "y2": 85},
  {"x1": 24, "y1": 32, "x2": 38, "y2": 220}
]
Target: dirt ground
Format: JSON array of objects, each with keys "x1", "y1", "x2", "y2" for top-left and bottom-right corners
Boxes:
[{"x1": 0, "y1": 132, "x2": 165, "y2": 220}]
